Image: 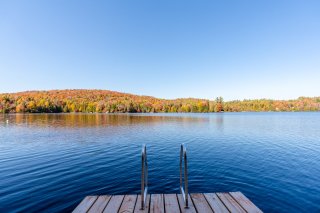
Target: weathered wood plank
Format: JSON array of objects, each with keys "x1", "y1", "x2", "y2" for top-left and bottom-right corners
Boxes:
[
  {"x1": 73, "y1": 196, "x2": 98, "y2": 213},
  {"x1": 88, "y1": 195, "x2": 111, "y2": 213},
  {"x1": 177, "y1": 194, "x2": 196, "y2": 213},
  {"x1": 229, "y1": 192, "x2": 262, "y2": 213},
  {"x1": 190, "y1": 193, "x2": 213, "y2": 213},
  {"x1": 119, "y1": 195, "x2": 138, "y2": 213},
  {"x1": 217, "y1": 193, "x2": 245, "y2": 213},
  {"x1": 74, "y1": 192, "x2": 261, "y2": 213},
  {"x1": 150, "y1": 194, "x2": 164, "y2": 213},
  {"x1": 204, "y1": 193, "x2": 229, "y2": 213},
  {"x1": 133, "y1": 194, "x2": 151, "y2": 213},
  {"x1": 164, "y1": 194, "x2": 180, "y2": 213},
  {"x1": 103, "y1": 195, "x2": 124, "y2": 213}
]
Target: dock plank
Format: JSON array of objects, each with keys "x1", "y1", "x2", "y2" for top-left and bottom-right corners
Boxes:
[
  {"x1": 217, "y1": 193, "x2": 245, "y2": 213},
  {"x1": 164, "y1": 194, "x2": 180, "y2": 213},
  {"x1": 72, "y1": 196, "x2": 98, "y2": 213},
  {"x1": 88, "y1": 195, "x2": 111, "y2": 213},
  {"x1": 229, "y1": 192, "x2": 262, "y2": 213},
  {"x1": 134, "y1": 194, "x2": 151, "y2": 213},
  {"x1": 204, "y1": 193, "x2": 229, "y2": 213},
  {"x1": 150, "y1": 194, "x2": 164, "y2": 213},
  {"x1": 119, "y1": 195, "x2": 138, "y2": 213},
  {"x1": 75, "y1": 192, "x2": 262, "y2": 213},
  {"x1": 73, "y1": 196, "x2": 98, "y2": 213},
  {"x1": 103, "y1": 195, "x2": 124, "y2": 213},
  {"x1": 190, "y1": 193, "x2": 213, "y2": 213},
  {"x1": 177, "y1": 194, "x2": 196, "y2": 213}
]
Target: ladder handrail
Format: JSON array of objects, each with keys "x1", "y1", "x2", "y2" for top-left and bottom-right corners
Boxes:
[
  {"x1": 141, "y1": 144, "x2": 148, "y2": 210},
  {"x1": 180, "y1": 143, "x2": 189, "y2": 208}
]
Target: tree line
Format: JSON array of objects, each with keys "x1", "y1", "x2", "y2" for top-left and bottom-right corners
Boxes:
[{"x1": 0, "y1": 90, "x2": 319, "y2": 113}]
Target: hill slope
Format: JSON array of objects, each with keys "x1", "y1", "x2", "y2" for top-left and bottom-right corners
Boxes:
[{"x1": 0, "y1": 89, "x2": 319, "y2": 113}]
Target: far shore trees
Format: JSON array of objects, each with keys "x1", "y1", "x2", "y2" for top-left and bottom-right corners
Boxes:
[
  {"x1": 0, "y1": 90, "x2": 319, "y2": 113},
  {"x1": 214, "y1": 97, "x2": 224, "y2": 112}
]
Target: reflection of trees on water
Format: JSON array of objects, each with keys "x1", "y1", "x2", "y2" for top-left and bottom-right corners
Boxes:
[
  {"x1": 209, "y1": 113, "x2": 224, "y2": 130},
  {"x1": 0, "y1": 114, "x2": 210, "y2": 128}
]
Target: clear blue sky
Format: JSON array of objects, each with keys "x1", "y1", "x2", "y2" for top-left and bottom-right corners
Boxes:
[{"x1": 0, "y1": 0, "x2": 319, "y2": 100}]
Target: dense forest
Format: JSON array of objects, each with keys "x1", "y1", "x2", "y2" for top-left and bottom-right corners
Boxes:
[{"x1": 0, "y1": 90, "x2": 319, "y2": 113}]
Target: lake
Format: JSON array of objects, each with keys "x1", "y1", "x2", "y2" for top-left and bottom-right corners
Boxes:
[{"x1": 0, "y1": 113, "x2": 319, "y2": 212}]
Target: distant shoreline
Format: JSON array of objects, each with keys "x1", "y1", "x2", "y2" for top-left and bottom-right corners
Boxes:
[
  {"x1": 1, "y1": 89, "x2": 319, "y2": 113},
  {"x1": 2, "y1": 111, "x2": 320, "y2": 115}
]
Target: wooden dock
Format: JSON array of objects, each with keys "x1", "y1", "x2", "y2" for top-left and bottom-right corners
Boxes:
[{"x1": 73, "y1": 192, "x2": 262, "y2": 213}]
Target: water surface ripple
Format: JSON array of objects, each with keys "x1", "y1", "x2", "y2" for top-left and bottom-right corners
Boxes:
[{"x1": 0, "y1": 113, "x2": 319, "y2": 212}]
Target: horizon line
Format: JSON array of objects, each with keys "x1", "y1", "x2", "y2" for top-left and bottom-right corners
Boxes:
[{"x1": 0, "y1": 88, "x2": 318, "y2": 102}]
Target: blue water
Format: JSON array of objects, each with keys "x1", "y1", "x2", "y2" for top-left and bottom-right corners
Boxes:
[{"x1": 0, "y1": 113, "x2": 319, "y2": 212}]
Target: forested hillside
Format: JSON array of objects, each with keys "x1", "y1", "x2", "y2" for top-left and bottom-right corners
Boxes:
[{"x1": 0, "y1": 90, "x2": 319, "y2": 113}]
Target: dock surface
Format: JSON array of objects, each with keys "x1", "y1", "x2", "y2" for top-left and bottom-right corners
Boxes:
[{"x1": 73, "y1": 192, "x2": 262, "y2": 213}]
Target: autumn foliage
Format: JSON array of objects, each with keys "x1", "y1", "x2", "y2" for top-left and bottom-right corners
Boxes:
[{"x1": 0, "y1": 90, "x2": 319, "y2": 113}]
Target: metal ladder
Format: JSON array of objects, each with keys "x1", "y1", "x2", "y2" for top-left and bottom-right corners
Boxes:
[
  {"x1": 141, "y1": 144, "x2": 148, "y2": 210},
  {"x1": 140, "y1": 144, "x2": 189, "y2": 210}
]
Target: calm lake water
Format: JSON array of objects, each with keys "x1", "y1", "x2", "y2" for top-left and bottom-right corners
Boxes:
[{"x1": 0, "y1": 113, "x2": 319, "y2": 212}]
